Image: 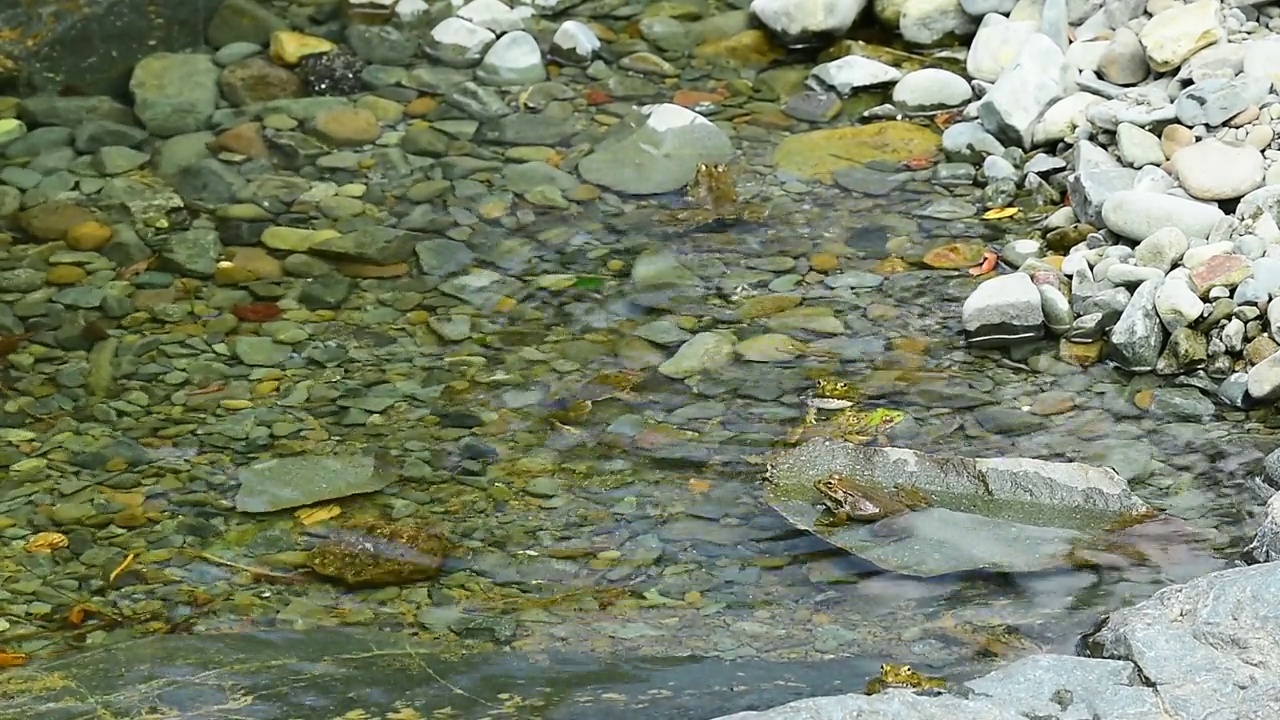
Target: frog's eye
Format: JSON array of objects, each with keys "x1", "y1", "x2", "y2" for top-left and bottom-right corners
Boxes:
[
  {"x1": 880, "y1": 664, "x2": 890, "y2": 672},
  {"x1": 901, "y1": 665, "x2": 912, "y2": 673}
]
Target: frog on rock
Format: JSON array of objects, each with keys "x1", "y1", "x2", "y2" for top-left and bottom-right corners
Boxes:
[
  {"x1": 813, "y1": 473, "x2": 932, "y2": 525},
  {"x1": 865, "y1": 663, "x2": 948, "y2": 695}
]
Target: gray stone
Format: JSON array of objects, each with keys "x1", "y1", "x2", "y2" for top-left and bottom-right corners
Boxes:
[
  {"x1": 1108, "y1": 278, "x2": 1164, "y2": 372},
  {"x1": 129, "y1": 53, "x2": 220, "y2": 137},
  {"x1": 961, "y1": 272, "x2": 1045, "y2": 347},
  {"x1": 1090, "y1": 562, "x2": 1280, "y2": 719},
  {"x1": 234, "y1": 453, "x2": 396, "y2": 513},
  {"x1": 577, "y1": 103, "x2": 733, "y2": 195},
  {"x1": 658, "y1": 331, "x2": 737, "y2": 379},
  {"x1": 233, "y1": 336, "x2": 291, "y2": 367},
  {"x1": 1175, "y1": 74, "x2": 1270, "y2": 128}
]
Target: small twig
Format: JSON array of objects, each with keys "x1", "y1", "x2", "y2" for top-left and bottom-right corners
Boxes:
[{"x1": 188, "y1": 551, "x2": 309, "y2": 583}]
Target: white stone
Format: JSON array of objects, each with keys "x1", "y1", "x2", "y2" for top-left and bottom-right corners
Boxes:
[
  {"x1": 967, "y1": 15, "x2": 1038, "y2": 83},
  {"x1": 899, "y1": 0, "x2": 975, "y2": 45},
  {"x1": 475, "y1": 30, "x2": 546, "y2": 86},
  {"x1": 1030, "y1": 92, "x2": 1104, "y2": 146},
  {"x1": 891, "y1": 68, "x2": 972, "y2": 111},
  {"x1": 457, "y1": 0, "x2": 527, "y2": 33},
  {"x1": 1138, "y1": 0, "x2": 1224, "y2": 73},
  {"x1": 750, "y1": 0, "x2": 867, "y2": 41},
  {"x1": 1101, "y1": 190, "x2": 1226, "y2": 241},
  {"x1": 1248, "y1": 348, "x2": 1280, "y2": 400},
  {"x1": 1154, "y1": 269, "x2": 1205, "y2": 332},
  {"x1": 978, "y1": 33, "x2": 1074, "y2": 149},
  {"x1": 425, "y1": 17, "x2": 497, "y2": 68},
  {"x1": 1065, "y1": 40, "x2": 1109, "y2": 73},
  {"x1": 1171, "y1": 139, "x2": 1264, "y2": 201},
  {"x1": 962, "y1": 272, "x2": 1045, "y2": 347},
  {"x1": 549, "y1": 21, "x2": 599, "y2": 66},
  {"x1": 395, "y1": 0, "x2": 428, "y2": 20},
  {"x1": 808, "y1": 55, "x2": 902, "y2": 96},
  {"x1": 1040, "y1": 0, "x2": 1068, "y2": 50},
  {"x1": 1180, "y1": 240, "x2": 1235, "y2": 268},
  {"x1": 1244, "y1": 37, "x2": 1280, "y2": 93}
]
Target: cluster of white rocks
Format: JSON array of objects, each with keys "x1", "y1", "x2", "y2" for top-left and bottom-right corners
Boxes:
[
  {"x1": 361, "y1": 0, "x2": 604, "y2": 79},
  {"x1": 743, "y1": 0, "x2": 1280, "y2": 407}
]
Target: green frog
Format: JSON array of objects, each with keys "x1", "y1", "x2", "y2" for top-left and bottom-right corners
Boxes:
[
  {"x1": 814, "y1": 473, "x2": 932, "y2": 525},
  {"x1": 787, "y1": 375, "x2": 907, "y2": 445},
  {"x1": 865, "y1": 663, "x2": 948, "y2": 695}
]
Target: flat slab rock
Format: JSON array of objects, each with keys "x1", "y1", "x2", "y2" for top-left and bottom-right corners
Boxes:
[
  {"x1": 717, "y1": 561, "x2": 1280, "y2": 720},
  {"x1": 714, "y1": 654, "x2": 1160, "y2": 719},
  {"x1": 764, "y1": 439, "x2": 1152, "y2": 576},
  {"x1": 233, "y1": 452, "x2": 398, "y2": 513}
]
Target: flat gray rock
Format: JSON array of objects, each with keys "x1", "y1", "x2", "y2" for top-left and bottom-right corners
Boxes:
[
  {"x1": 233, "y1": 452, "x2": 397, "y2": 513},
  {"x1": 1091, "y1": 562, "x2": 1280, "y2": 719},
  {"x1": 765, "y1": 439, "x2": 1153, "y2": 576}
]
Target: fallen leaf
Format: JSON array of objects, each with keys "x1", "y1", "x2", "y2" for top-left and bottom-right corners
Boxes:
[
  {"x1": 932, "y1": 110, "x2": 962, "y2": 129},
  {"x1": 0, "y1": 652, "x2": 27, "y2": 667},
  {"x1": 968, "y1": 249, "x2": 999, "y2": 276},
  {"x1": 107, "y1": 552, "x2": 136, "y2": 586},
  {"x1": 688, "y1": 477, "x2": 712, "y2": 494},
  {"x1": 981, "y1": 207, "x2": 1020, "y2": 221},
  {"x1": 25, "y1": 531, "x2": 68, "y2": 552},
  {"x1": 295, "y1": 504, "x2": 342, "y2": 525},
  {"x1": 901, "y1": 155, "x2": 935, "y2": 170}
]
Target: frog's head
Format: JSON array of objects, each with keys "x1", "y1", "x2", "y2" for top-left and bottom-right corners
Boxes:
[
  {"x1": 880, "y1": 663, "x2": 916, "y2": 683},
  {"x1": 814, "y1": 474, "x2": 844, "y2": 495},
  {"x1": 814, "y1": 377, "x2": 857, "y2": 400}
]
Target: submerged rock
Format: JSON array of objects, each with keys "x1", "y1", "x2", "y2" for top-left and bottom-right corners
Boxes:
[{"x1": 307, "y1": 521, "x2": 450, "y2": 587}]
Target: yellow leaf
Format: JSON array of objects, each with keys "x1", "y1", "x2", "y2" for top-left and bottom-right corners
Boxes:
[
  {"x1": 25, "y1": 531, "x2": 68, "y2": 553},
  {"x1": 688, "y1": 477, "x2": 712, "y2": 494},
  {"x1": 0, "y1": 651, "x2": 28, "y2": 667},
  {"x1": 295, "y1": 504, "x2": 342, "y2": 526},
  {"x1": 981, "y1": 207, "x2": 1020, "y2": 220},
  {"x1": 108, "y1": 553, "x2": 136, "y2": 586}
]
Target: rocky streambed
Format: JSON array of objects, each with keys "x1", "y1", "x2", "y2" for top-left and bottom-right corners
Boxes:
[{"x1": 1, "y1": 0, "x2": 1280, "y2": 717}]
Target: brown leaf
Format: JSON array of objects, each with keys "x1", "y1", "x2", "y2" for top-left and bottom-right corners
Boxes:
[
  {"x1": 0, "y1": 651, "x2": 28, "y2": 667},
  {"x1": 25, "y1": 531, "x2": 68, "y2": 552}
]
